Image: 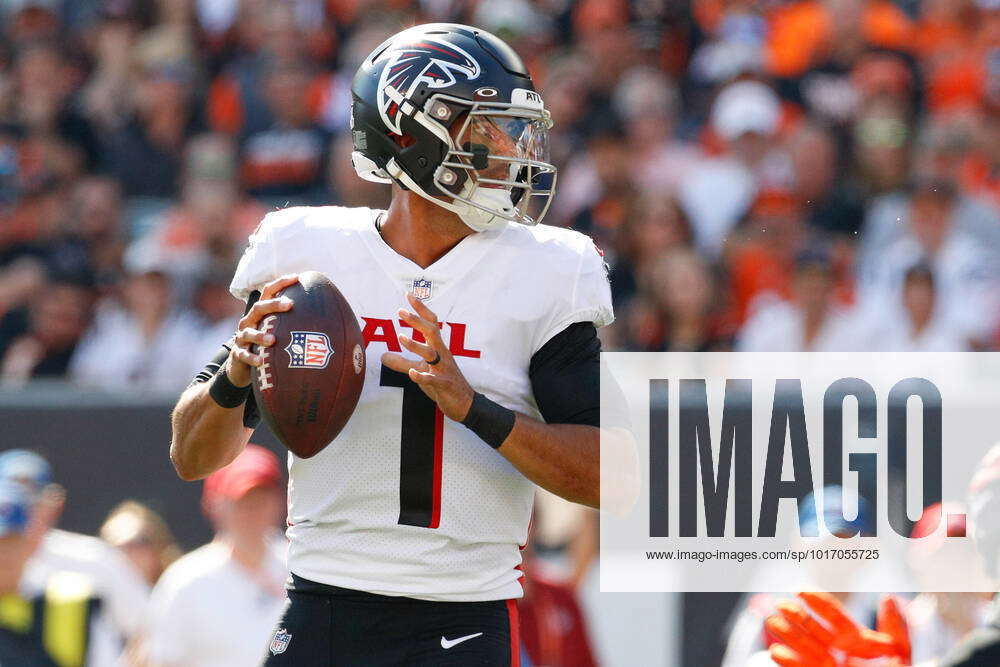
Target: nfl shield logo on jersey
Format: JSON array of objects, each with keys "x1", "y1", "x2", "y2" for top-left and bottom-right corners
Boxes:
[
  {"x1": 412, "y1": 278, "x2": 432, "y2": 300},
  {"x1": 285, "y1": 331, "x2": 334, "y2": 369},
  {"x1": 269, "y1": 628, "x2": 292, "y2": 655}
]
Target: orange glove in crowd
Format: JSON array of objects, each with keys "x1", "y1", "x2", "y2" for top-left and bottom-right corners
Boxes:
[{"x1": 766, "y1": 591, "x2": 912, "y2": 667}]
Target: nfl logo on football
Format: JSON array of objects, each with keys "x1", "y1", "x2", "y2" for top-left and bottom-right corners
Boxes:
[
  {"x1": 285, "y1": 331, "x2": 334, "y2": 369},
  {"x1": 412, "y1": 278, "x2": 432, "y2": 300},
  {"x1": 269, "y1": 628, "x2": 292, "y2": 655}
]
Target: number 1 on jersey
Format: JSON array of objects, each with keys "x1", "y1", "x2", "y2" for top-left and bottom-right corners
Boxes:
[{"x1": 380, "y1": 365, "x2": 443, "y2": 529}]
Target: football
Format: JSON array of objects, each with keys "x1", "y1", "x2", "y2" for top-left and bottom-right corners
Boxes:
[{"x1": 251, "y1": 271, "x2": 366, "y2": 458}]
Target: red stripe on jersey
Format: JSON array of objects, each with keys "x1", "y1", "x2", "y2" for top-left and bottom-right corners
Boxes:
[
  {"x1": 507, "y1": 599, "x2": 521, "y2": 667},
  {"x1": 429, "y1": 407, "x2": 444, "y2": 529}
]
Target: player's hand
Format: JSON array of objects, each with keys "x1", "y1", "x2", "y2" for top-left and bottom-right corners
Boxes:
[
  {"x1": 228, "y1": 274, "x2": 299, "y2": 387},
  {"x1": 382, "y1": 292, "x2": 475, "y2": 422},
  {"x1": 766, "y1": 592, "x2": 910, "y2": 667}
]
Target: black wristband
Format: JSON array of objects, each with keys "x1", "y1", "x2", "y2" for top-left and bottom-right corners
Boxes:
[
  {"x1": 209, "y1": 366, "x2": 251, "y2": 408},
  {"x1": 461, "y1": 392, "x2": 516, "y2": 449}
]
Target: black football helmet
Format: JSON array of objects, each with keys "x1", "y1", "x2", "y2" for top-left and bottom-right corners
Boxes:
[{"x1": 350, "y1": 23, "x2": 556, "y2": 231}]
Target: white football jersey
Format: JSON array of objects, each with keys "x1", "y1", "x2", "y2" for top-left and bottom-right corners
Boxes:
[{"x1": 230, "y1": 206, "x2": 613, "y2": 602}]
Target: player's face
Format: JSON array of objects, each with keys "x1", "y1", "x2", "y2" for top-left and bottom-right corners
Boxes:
[{"x1": 465, "y1": 114, "x2": 550, "y2": 187}]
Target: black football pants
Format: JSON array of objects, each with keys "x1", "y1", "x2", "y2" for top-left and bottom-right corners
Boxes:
[{"x1": 261, "y1": 574, "x2": 519, "y2": 666}]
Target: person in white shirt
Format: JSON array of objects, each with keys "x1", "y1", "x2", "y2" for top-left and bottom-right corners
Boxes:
[
  {"x1": 870, "y1": 262, "x2": 970, "y2": 352},
  {"x1": 737, "y1": 248, "x2": 862, "y2": 352},
  {"x1": 69, "y1": 246, "x2": 204, "y2": 394},
  {"x1": 855, "y1": 179, "x2": 1000, "y2": 346},
  {"x1": 144, "y1": 444, "x2": 287, "y2": 667},
  {"x1": 677, "y1": 80, "x2": 794, "y2": 258}
]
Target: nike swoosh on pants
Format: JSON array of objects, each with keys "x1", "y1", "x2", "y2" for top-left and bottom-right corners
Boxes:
[{"x1": 440, "y1": 632, "x2": 484, "y2": 649}]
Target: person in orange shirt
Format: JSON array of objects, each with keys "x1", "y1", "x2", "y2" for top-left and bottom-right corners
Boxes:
[{"x1": 766, "y1": 0, "x2": 914, "y2": 79}]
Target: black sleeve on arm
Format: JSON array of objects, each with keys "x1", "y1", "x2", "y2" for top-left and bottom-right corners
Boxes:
[
  {"x1": 529, "y1": 322, "x2": 601, "y2": 427},
  {"x1": 188, "y1": 290, "x2": 262, "y2": 430}
]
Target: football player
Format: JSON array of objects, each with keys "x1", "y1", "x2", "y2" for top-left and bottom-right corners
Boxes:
[{"x1": 170, "y1": 23, "x2": 613, "y2": 666}]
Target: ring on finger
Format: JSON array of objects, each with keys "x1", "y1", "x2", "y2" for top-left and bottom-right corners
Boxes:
[{"x1": 428, "y1": 350, "x2": 441, "y2": 366}]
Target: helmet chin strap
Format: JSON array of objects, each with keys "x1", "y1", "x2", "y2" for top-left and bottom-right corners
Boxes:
[{"x1": 385, "y1": 157, "x2": 512, "y2": 233}]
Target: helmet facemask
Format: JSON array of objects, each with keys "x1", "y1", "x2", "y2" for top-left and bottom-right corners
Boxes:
[{"x1": 433, "y1": 99, "x2": 556, "y2": 231}]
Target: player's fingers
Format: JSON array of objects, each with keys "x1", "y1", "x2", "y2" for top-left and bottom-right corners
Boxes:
[
  {"x1": 397, "y1": 308, "x2": 445, "y2": 348},
  {"x1": 399, "y1": 334, "x2": 437, "y2": 363},
  {"x1": 235, "y1": 328, "x2": 275, "y2": 349},
  {"x1": 799, "y1": 591, "x2": 860, "y2": 639},
  {"x1": 776, "y1": 600, "x2": 836, "y2": 646},
  {"x1": 850, "y1": 630, "x2": 902, "y2": 659},
  {"x1": 240, "y1": 297, "x2": 292, "y2": 329},
  {"x1": 260, "y1": 274, "x2": 299, "y2": 299},
  {"x1": 768, "y1": 644, "x2": 808, "y2": 667},
  {"x1": 232, "y1": 344, "x2": 263, "y2": 367},
  {"x1": 877, "y1": 595, "x2": 911, "y2": 659},
  {"x1": 765, "y1": 616, "x2": 837, "y2": 667},
  {"x1": 408, "y1": 367, "x2": 444, "y2": 388},
  {"x1": 381, "y1": 351, "x2": 424, "y2": 374},
  {"x1": 407, "y1": 292, "x2": 439, "y2": 324}
]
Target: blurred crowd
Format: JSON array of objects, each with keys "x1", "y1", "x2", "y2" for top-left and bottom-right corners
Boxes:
[{"x1": 2, "y1": 0, "x2": 1000, "y2": 391}]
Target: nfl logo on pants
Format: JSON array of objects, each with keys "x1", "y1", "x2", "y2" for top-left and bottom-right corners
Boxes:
[{"x1": 270, "y1": 628, "x2": 292, "y2": 655}]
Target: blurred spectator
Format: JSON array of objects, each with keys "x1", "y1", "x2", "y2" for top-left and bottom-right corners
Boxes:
[
  {"x1": 904, "y1": 503, "x2": 993, "y2": 662},
  {"x1": 64, "y1": 175, "x2": 125, "y2": 289},
  {"x1": 520, "y1": 550, "x2": 600, "y2": 667},
  {"x1": 99, "y1": 31, "x2": 203, "y2": 199},
  {"x1": 737, "y1": 247, "x2": 862, "y2": 351},
  {"x1": 612, "y1": 66, "x2": 699, "y2": 194},
  {"x1": 787, "y1": 123, "x2": 866, "y2": 235},
  {"x1": 642, "y1": 249, "x2": 730, "y2": 351},
  {"x1": 238, "y1": 57, "x2": 331, "y2": 206},
  {"x1": 554, "y1": 115, "x2": 637, "y2": 244},
  {"x1": 0, "y1": 478, "x2": 105, "y2": 666},
  {"x1": 144, "y1": 444, "x2": 287, "y2": 667},
  {"x1": 0, "y1": 257, "x2": 46, "y2": 324},
  {"x1": 678, "y1": 79, "x2": 792, "y2": 257},
  {"x1": 765, "y1": 0, "x2": 913, "y2": 81},
  {"x1": 188, "y1": 266, "x2": 246, "y2": 379},
  {"x1": 142, "y1": 133, "x2": 266, "y2": 280},
  {"x1": 689, "y1": 0, "x2": 768, "y2": 87},
  {"x1": 11, "y1": 41, "x2": 99, "y2": 172},
  {"x1": 100, "y1": 500, "x2": 181, "y2": 587},
  {"x1": 870, "y1": 261, "x2": 970, "y2": 350},
  {"x1": 0, "y1": 448, "x2": 151, "y2": 663},
  {"x1": 519, "y1": 500, "x2": 599, "y2": 667},
  {"x1": 850, "y1": 96, "x2": 913, "y2": 197},
  {"x1": 608, "y1": 191, "x2": 692, "y2": 303},
  {"x1": 80, "y1": 6, "x2": 142, "y2": 132},
  {"x1": 68, "y1": 244, "x2": 203, "y2": 393},
  {"x1": 855, "y1": 178, "x2": 1000, "y2": 345},
  {"x1": 0, "y1": 277, "x2": 94, "y2": 383}
]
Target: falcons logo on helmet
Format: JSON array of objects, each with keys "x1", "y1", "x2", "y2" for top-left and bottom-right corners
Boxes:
[{"x1": 376, "y1": 37, "x2": 481, "y2": 135}]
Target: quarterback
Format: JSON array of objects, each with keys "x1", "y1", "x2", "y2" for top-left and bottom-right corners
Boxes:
[{"x1": 170, "y1": 23, "x2": 612, "y2": 666}]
